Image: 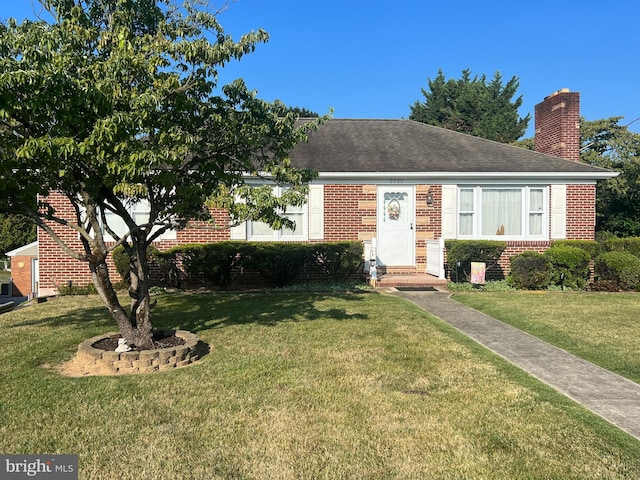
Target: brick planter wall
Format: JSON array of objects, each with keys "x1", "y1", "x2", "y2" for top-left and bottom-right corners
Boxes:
[{"x1": 74, "y1": 330, "x2": 201, "y2": 375}]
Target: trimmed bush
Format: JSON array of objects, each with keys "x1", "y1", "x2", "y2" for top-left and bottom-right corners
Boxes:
[
  {"x1": 243, "y1": 243, "x2": 314, "y2": 287},
  {"x1": 604, "y1": 237, "x2": 640, "y2": 258},
  {"x1": 545, "y1": 245, "x2": 591, "y2": 289},
  {"x1": 312, "y1": 241, "x2": 363, "y2": 280},
  {"x1": 174, "y1": 242, "x2": 250, "y2": 289},
  {"x1": 594, "y1": 251, "x2": 640, "y2": 291},
  {"x1": 551, "y1": 239, "x2": 601, "y2": 259},
  {"x1": 508, "y1": 251, "x2": 552, "y2": 290},
  {"x1": 445, "y1": 240, "x2": 507, "y2": 282}
]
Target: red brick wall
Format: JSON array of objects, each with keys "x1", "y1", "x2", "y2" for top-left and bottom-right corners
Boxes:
[
  {"x1": 566, "y1": 184, "x2": 596, "y2": 239},
  {"x1": 534, "y1": 89, "x2": 581, "y2": 162},
  {"x1": 10, "y1": 255, "x2": 34, "y2": 296},
  {"x1": 323, "y1": 184, "x2": 376, "y2": 241}
]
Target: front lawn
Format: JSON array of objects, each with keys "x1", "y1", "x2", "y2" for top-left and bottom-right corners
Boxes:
[
  {"x1": 1, "y1": 292, "x2": 639, "y2": 479},
  {"x1": 452, "y1": 291, "x2": 640, "y2": 383}
]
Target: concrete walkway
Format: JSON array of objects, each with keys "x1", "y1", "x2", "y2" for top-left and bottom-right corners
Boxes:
[{"x1": 391, "y1": 288, "x2": 640, "y2": 441}]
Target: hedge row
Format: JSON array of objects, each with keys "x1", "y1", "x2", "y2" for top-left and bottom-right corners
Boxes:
[
  {"x1": 114, "y1": 241, "x2": 365, "y2": 289},
  {"x1": 509, "y1": 245, "x2": 590, "y2": 290},
  {"x1": 509, "y1": 237, "x2": 640, "y2": 291}
]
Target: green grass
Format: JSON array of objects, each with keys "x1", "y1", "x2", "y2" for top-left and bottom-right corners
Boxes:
[
  {"x1": 1, "y1": 292, "x2": 639, "y2": 479},
  {"x1": 452, "y1": 291, "x2": 640, "y2": 383}
]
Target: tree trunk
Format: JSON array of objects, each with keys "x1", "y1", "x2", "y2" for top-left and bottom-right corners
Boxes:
[
  {"x1": 90, "y1": 248, "x2": 155, "y2": 350},
  {"x1": 127, "y1": 240, "x2": 155, "y2": 350}
]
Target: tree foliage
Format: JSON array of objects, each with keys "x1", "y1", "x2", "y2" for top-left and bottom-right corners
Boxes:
[
  {"x1": 410, "y1": 69, "x2": 530, "y2": 143},
  {"x1": 580, "y1": 117, "x2": 640, "y2": 236},
  {"x1": 0, "y1": 214, "x2": 37, "y2": 257},
  {"x1": 0, "y1": 0, "x2": 322, "y2": 348}
]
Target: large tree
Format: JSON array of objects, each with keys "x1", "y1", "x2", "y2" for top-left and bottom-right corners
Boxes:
[
  {"x1": 410, "y1": 68, "x2": 530, "y2": 143},
  {"x1": 579, "y1": 117, "x2": 640, "y2": 235},
  {"x1": 0, "y1": 0, "x2": 321, "y2": 348}
]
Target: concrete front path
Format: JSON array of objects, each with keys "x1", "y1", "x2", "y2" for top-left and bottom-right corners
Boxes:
[{"x1": 391, "y1": 288, "x2": 640, "y2": 441}]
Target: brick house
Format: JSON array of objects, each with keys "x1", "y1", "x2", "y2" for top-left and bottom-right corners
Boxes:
[{"x1": 29, "y1": 88, "x2": 615, "y2": 296}]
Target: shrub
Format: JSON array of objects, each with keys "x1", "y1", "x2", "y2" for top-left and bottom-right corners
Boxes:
[
  {"x1": 604, "y1": 237, "x2": 640, "y2": 258},
  {"x1": 58, "y1": 281, "x2": 97, "y2": 295},
  {"x1": 544, "y1": 245, "x2": 591, "y2": 289},
  {"x1": 508, "y1": 251, "x2": 552, "y2": 290},
  {"x1": 175, "y1": 242, "x2": 250, "y2": 289},
  {"x1": 445, "y1": 240, "x2": 507, "y2": 282},
  {"x1": 551, "y1": 239, "x2": 601, "y2": 259},
  {"x1": 112, "y1": 245, "x2": 130, "y2": 284},
  {"x1": 243, "y1": 243, "x2": 314, "y2": 287},
  {"x1": 112, "y1": 245, "x2": 161, "y2": 286},
  {"x1": 312, "y1": 241, "x2": 363, "y2": 280},
  {"x1": 594, "y1": 251, "x2": 640, "y2": 291}
]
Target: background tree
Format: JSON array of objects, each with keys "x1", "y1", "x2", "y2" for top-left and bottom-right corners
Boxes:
[
  {"x1": 286, "y1": 106, "x2": 319, "y2": 118},
  {"x1": 0, "y1": 0, "x2": 321, "y2": 348},
  {"x1": 580, "y1": 117, "x2": 640, "y2": 236},
  {"x1": 0, "y1": 214, "x2": 37, "y2": 258},
  {"x1": 410, "y1": 68, "x2": 530, "y2": 143}
]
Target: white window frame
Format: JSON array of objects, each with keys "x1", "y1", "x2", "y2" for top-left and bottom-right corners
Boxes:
[
  {"x1": 247, "y1": 186, "x2": 309, "y2": 242},
  {"x1": 457, "y1": 185, "x2": 549, "y2": 240}
]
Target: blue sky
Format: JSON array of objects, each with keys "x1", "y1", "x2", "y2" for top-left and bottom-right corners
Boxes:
[{"x1": 4, "y1": 0, "x2": 640, "y2": 138}]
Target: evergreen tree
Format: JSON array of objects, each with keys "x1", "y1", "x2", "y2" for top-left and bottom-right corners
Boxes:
[{"x1": 410, "y1": 69, "x2": 529, "y2": 143}]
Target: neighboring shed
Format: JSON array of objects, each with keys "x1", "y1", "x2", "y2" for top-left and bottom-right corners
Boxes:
[{"x1": 6, "y1": 241, "x2": 38, "y2": 297}]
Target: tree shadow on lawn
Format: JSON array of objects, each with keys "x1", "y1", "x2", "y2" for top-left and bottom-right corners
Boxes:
[
  {"x1": 6, "y1": 291, "x2": 372, "y2": 336},
  {"x1": 151, "y1": 291, "x2": 372, "y2": 333},
  {"x1": 6, "y1": 301, "x2": 114, "y2": 330}
]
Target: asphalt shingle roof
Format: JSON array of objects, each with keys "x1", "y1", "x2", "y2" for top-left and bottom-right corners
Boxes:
[{"x1": 289, "y1": 119, "x2": 613, "y2": 177}]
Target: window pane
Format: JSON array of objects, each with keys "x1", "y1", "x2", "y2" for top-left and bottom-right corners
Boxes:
[
  {"x1": 460, "y1": 189, "x2": 474, "y2": 211},
  {"x1": 282, "y1": 213, "x2": 304, "y2": 237},
  {"x1": 459, "y1": 189, "x2": 474, "y2": 235},
  {"x1": 482, "y1": 189, "x2": 522, "y2": 236},
  {"x1": 459, "y1": 213, "x2": 474, "y2": 235},
  {"x1": 251, "y1": 221, "x2": 274, "y2": 237},
  {"x1": 529, "y1": 213, "x2": 543, "y2": 236},
  {"x1": 103, "y1": 210, "x2": 129, "y2": 238},
  {"x1": 530, "y1": 189, "x2": 544, "y2": 212}
]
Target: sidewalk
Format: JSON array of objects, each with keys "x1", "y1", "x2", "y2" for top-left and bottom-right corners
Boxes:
[{"x1": 391, "y1": 288, "x2": 640, "y2": 441}]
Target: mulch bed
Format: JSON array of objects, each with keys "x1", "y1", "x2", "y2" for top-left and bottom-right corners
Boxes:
[{"x1": 93, "y1": 330, "x2": 186, "y2": 351}]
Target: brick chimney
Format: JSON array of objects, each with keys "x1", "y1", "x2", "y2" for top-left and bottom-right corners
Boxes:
[{"x1": 534, "y1": 89, "x2": 580, "y2": 162}]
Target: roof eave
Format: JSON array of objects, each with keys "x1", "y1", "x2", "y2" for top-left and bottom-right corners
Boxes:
[{"x1": 315, "y1": 171, "x2": 619, "y2": 182}]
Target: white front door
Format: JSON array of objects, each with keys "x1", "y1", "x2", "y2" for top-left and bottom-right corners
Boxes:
[{"x1": 377, "y1": 185, "x2": 415, "y2": 267}]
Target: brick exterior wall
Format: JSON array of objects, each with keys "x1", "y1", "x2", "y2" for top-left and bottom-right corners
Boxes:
[
  {"x1": 566, "y1": 184, "x2": 596, "y2": 239},
  {"x1": 534, "y1": 89, "x2": 580, "y2": 162},
  {"x1": 10, "y1": 255, "x2": 35, "y2": 296},
  {"x1": 323, "y1": 184, "x2": 376, "y2": 241}
]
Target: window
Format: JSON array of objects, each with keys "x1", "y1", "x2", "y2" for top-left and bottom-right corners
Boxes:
[
  {"x1": 458, "y1": 186, "x2": 548, "y2": 239},
  {"x1": 102, "y1": 199, "x2": 176, "y2": 241},
  {"x1": 248, "y1": 187, "x2": 308, "y2": 241}
]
